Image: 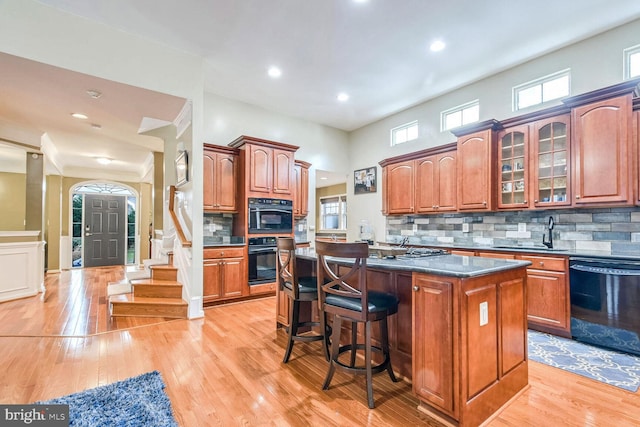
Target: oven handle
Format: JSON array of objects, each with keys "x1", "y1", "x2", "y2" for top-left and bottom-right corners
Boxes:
[
  {"x1": 248, "y1": 247, "x2": 277, "y2": 254},
  {"x1": 570, "y1": 264, "x2": 640, "y2": 276}
]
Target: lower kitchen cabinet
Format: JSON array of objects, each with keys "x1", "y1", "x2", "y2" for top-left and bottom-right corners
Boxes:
[
  {"x1": 203, "y1": 247, "x2": 247, "y2": 303},
  {"x1": 518, "y1": 254, "x2": 570, "y2": 337}
]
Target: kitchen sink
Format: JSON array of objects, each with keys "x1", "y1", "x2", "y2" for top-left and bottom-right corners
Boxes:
[{"x1": 492, "y1": 245, "x2": 568, "y2": 252}]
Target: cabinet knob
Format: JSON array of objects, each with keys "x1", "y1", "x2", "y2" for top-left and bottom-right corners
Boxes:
[
  {"x1": 523, "y1": 200, "x2": 527, "y2": 204},
  {"x1": 576, "y1": 195, "x2": 581, "y2": 199},
  {"x1": 483, "y1": 201, "x2": 487, "y2": 205},
  {"x1": 220, "y1": 252, "x2": 224, "y2": 257},
  {"x1": 413, "y1": 286, "x2": 419, "y2": 292},
  {"x1": 539, "y1": 261, "x2": 544, "y2": 267},
  {"x1": 534, "y1": 199, "x2": 539, "y2": 203}
]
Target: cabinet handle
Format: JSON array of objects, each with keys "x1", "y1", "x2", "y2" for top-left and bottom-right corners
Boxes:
[{"x1": 413, "y1": 286, "x2": 419, "y2": 292}]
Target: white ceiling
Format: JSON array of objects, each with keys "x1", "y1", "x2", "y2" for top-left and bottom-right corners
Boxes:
[{"x1": 2, "y1": 1, "x2": 640, "y2": 180}]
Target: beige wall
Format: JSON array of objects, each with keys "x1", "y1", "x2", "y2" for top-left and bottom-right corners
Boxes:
[
  {"x1": 45, "y1": 175, "x2": 62, "y2": 270},
  {"x1": 0, "y1": 172, "x2": 26, "y2": 230}
]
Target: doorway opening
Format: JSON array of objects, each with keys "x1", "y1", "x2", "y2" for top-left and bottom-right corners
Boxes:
[{"x1": 71, "y1": 182, "x2": 138, "y2": 268}]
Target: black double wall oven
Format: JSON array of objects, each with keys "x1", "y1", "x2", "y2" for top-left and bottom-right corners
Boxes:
[{"x1": 247, "y1": 198, "x2": 293, "y2": 286}]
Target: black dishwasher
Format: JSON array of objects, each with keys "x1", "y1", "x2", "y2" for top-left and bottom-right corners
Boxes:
[{"x1": 570, "y1": 257, "x2": 640, "y2": 356}]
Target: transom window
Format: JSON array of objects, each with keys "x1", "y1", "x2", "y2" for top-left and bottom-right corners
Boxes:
[
  {"x1": 441, "y1": 100, "x2": 479, "y2": 131},
  {"x1": 513, "y1": 69, "x2": 570, "y2": 111},
  {"x1": 624, "y1": 44, "x2": 640, "y2": 79},
  {"x1": 390, "y1": 121, "x2": 418, "y2": 146}
]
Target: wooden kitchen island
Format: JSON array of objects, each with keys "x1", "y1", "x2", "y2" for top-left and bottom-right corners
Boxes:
[{"x1": 291, "y1": 248, "x2": 531, "y2": 427}]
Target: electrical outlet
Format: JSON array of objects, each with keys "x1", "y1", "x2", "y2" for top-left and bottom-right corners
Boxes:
[
  {"x1": 462, "y1": 223, "x2": 470, "y2": 233},
  {"x1": 518, "y1": 223, "x2": 526, "y2": 232},
  {"x1": 479, "y1": 302, "x2": 488, "y2": 326},
  {"x1": 208, "y1": 223, "x2": 215, "y2": 232},
  {"x1": 412, "y1": 224, "x2": 418, "y2": 232}
]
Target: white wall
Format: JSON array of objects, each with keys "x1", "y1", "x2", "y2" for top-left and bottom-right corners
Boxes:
[
  {"x1": 348, "y1": 18, "x2": 640, "y2": 242},
  {"x1": 202, "y1": 92, "x2": 350, "y2": 237}
]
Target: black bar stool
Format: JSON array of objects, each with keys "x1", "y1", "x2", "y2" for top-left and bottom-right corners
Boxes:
[
  {"x1": 276, "y1": 237, "x2": 325, "y2": 363},
  {"x1": 315, "y1": 240, "x2": 399, "y2": 409}
]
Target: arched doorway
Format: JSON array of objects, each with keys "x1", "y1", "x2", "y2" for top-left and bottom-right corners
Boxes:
[{"x1": 70, "y1": 182, "x2": 138, "y2": 268}]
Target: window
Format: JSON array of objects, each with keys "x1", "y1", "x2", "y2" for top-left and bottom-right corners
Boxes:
[
  {"x1": 391, "y1": 121, "x2": 418, "y2": 146},
  {"x1": 513, "y1": 69, "x2": 570, "y2": 111},
  {"x1": 320, "y1": 195, "x2": 347, "y2": 231},
  {"x1": 624, "y1": 44, "x2": 640, "y2": 79},
  {"x1": 441, "y1": 100, "x2": 479, "y2": 131}
]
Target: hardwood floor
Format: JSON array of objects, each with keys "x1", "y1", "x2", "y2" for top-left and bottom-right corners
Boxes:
[{"x1": 0, "y1": 268, "x2": 639, "y2": 426}]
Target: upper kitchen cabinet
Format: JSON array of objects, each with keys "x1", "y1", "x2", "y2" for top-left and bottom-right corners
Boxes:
[
  {"x1": 634, "y1": 98, "x2": 640, "y2": 204},
  {"x1": 531, "y1": 115, "x2": 572, "y2": 208},
  {"x1": 229, "y1": 135, "x2": 299, "y2": 199},
  {"x1": 203, "y1": 144, "x2": 239, "y2": 212},
  {"x1": 293, "y1": 160, "x2": 311, "y2": 217},
  {"x1": 451, "y1": 121, "x2": 499, "y2": 211},
  {"x1": 379, "y1": 143, "x2": 457, "y2": 215},
  {"x1": 564, "y1": 83, "x2": 637, "y2": 206},
  {"x1": 415, "y1": 150, "x2": 457, "y2": 213},
  {"x1": 497, "y1": 125, "x2": 529, "y2": 209},
  {"x1": 381, "y1": 160, "x2": 415, "y2": 214}
]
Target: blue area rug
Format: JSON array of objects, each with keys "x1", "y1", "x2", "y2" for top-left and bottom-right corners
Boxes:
[
  {"x1": 37, "y1": 371, "x2": 178, "y2": 426},
  {"x1": 528, "y1": 330, "x2": 640, "y2": 392}
]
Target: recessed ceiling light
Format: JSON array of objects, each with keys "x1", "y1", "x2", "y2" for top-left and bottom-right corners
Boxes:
[
  {"x1": 71, "y1": 113, "x2": 88, "y2": 119},
  {"x1": 86, "y1": 89, "x2": 102, "y2": 99},
  {"x1": 430, "y1": 40, "x2": 446, "y2": 52},
  {"x1": 337, "y1": 93, "x2": 350, "y2": 102},
  {"x1": 320, "y1": 176, "x2": 328, "y2": 180},
  {"x1": 267, "y1": 66, "x2": 282, "y2": 78},
  {"x1": 95, "y1": 157, "x2": 112, "y2": 165}
]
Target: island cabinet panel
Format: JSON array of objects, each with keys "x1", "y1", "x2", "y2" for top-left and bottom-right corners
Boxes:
[
  {"x1": 462, "y1": 283, "x2": 498, "y2": 399},
  {"x1": 456, "y1": 129, "x2": 495, "y2": 211},
  {"x1": 412, "y1": 275, "x2": 455, "y2": 415},
  {"x1": 572, "y1": 94, "x2": 633, "y2": 206},
  {"x1": 413, "y1": 267, "x2": 528, "y2": 426}
]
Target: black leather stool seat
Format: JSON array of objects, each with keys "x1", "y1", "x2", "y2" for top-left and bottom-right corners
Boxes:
[
  {"x1": 283, "y1": 276, "x2": 317, "y2": 294},
  {"x1": 326, "y1": 291, "x2": 398, "y2": 315}
]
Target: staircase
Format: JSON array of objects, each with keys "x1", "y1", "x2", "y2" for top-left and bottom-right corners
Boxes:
[{"x1": 109, "y1": 262, "x2": 188, "y2": 319}]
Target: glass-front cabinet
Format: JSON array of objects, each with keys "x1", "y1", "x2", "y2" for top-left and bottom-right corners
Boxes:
[
  {"x1": 498, "y1": 125, "x2": 529, "y2": 208},
  {"x1": 532, "y1": 116, "x2": 571, "y2": 207}
]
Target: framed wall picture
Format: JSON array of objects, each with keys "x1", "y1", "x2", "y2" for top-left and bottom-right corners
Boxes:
[
  {"x1": 354, "y1": 166, "x2": 377, "y2": 194},
  {"x1": 175, "y1": 150, "x2": 189, "y2": 187}
]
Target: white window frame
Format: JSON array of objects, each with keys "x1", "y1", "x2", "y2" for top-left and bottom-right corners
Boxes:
[
  {"x1": 623, "y1": 44, "x2": 640, "y2": 80},
  {"x1": 440, "y1": 100, "x2": 480, "y2": 132},
  {"x1": 319, "y1": 194, "x2": 347, "y2": 232},
  {"x1": 512, "y1": 69, "x2": 571, "y2": 111},
  {"x1": 390, "y1": 120, "x2": 418, "y2": 146}
]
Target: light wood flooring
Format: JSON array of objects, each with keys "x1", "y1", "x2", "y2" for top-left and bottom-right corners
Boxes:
[{"x1": 1, "y1": 266, "x2": 639, "y2": 426}]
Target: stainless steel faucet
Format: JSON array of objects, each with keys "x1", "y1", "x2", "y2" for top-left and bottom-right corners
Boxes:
[{"x1": 542, "y1": 216, "x2": 554, "y2": 249}]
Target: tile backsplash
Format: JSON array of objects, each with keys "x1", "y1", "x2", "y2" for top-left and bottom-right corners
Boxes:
[
  {"x1": 385, "y1": 207, "x2": 640, "y2": 255},
  {"x1": 203, "y1": 213, "x2": 234, "y2": 244}
]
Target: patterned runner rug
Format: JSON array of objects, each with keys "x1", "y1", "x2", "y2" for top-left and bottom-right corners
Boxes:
[{"x1": 528, "y1": 330, "x2": 640, "y2": 392}]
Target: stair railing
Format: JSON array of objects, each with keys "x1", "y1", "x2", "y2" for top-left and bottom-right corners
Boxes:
[{"x1": 168, "y1": 185, "x2": 192, "y2": 248}]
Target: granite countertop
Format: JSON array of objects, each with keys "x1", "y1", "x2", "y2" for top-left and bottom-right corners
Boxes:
[
  {"x1": 408, "y1": 242, "x2": 640, "y2": 262},
  {"x1": 295, "y1": 247, "x2": 530, "y2": 278},
  {"x1": 203, "y1": 236, "x2": 246, "y2": 247}
]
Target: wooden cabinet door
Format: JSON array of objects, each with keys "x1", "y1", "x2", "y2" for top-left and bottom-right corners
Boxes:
[
  {"x1": 276, "y1": 287, "x2": 290, "y2": 327},
  {"x1": 249, "y1": 144, "x2": 272, "y2": 194},
  {"x1": 436, "y1": 152, "x2": 457, "y2": 211},
  {"x1": 572, "y1": 94, "x2": 633, "y2": 205},
  {"x1": 457, "y1": 129, "x2": 494, "y2": 211},
  {"x1": 293, "y1": 161, "x2": 310, "y2": 217},
  {"x1": 636, "y1": 110, "x2": 640, "y2": 204},
  {"x1": 497, "y1": 126, "x2": 529, "y2": 209},
  {"x1": 221, "y1": 257, "x2": 245, "y2": 298},
  {"x1": 203, "y1": 259, "x2": 222, "y2": 301},
  {"x1": 412, "y1": 274, "x2": 454, "y2": 415},
  {"x1": 272, "y1": 149, "x2": 294, "y2": 195},
  {"x1": 526, "y1": 269, "x2": 569, "y2": 333},
  {"x1": 215, "y1": 153, "x2": 237, "y2": 211},
  {"x1": 203, "y1": 150, "x2": 216, "y2": 210},
  {"x1": 531, "y1": 116, "x2": 571, "y2": 208},
  {"x1": 385, "y1": 161, "x2": 415, "y2": 214},
  {"x1": 415, "y1": 157, "x2": 436, "y2": 213}
]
